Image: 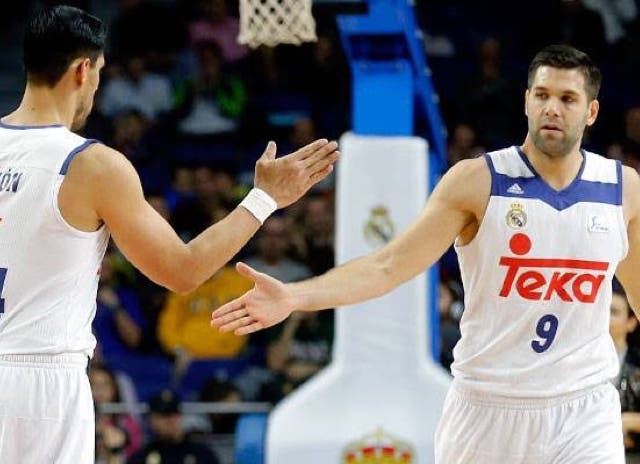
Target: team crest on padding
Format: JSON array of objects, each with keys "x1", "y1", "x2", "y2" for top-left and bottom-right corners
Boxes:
[
  {"x1": 506, "y1": 202, "x2": 527, "y2": 229},
  {"x1": 342, "y1": 428, "x2": 414, "y2": 463},
  {"x1": 364, "y1": 205, "x2": 395, "y2": 248}
]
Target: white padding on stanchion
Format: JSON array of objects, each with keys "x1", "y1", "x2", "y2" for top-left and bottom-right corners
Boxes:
[{"x1": 266, "y1": 133, "x2": 451, "y2": 464}]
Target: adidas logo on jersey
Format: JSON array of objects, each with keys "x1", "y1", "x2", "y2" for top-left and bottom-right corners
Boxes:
[{"x1": 507, "y1": 183, "x2": 524, "y2": 194}]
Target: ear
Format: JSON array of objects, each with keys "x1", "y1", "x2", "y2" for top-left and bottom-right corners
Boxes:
[
  {"x1": 586, "y1": 99, "x2": 600, "y2": 127},
  {"x1": 524, "y1": 89, "x2": 530, "y2": 117},
  {"x1": 73, "y1": 58, "x2": 92, "y2": 86}
]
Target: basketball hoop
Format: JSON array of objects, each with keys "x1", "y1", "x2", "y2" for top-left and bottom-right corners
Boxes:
[{"x1": 238, "y1": 0, "x2": 317, "y2": 48}]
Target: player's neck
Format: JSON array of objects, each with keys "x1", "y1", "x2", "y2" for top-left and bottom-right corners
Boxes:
[
  {"x1": 3, "y1": 84, "x2": 75, "y2": 129},
  {"x1": 520, "y1": 136, "x2": 583, "y2": 191}
]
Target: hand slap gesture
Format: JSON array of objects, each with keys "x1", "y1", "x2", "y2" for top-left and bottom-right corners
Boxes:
[
  {"x1": 211, "y1": 262, "x2": 297, "y2": 335},
  {"x1": 254, "y1": 139, "x2": 340, "y2": 209}
]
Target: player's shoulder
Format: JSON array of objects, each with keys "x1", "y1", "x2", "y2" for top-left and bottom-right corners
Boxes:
[
  {"x1": 444, "y1": 155, "x2": 491, "y2": 187},
  {"x1": 63, "y1": 142, "x2": 140, "y2": 202},
  {"x1": 436, "y1": 155, "x2": 491, "y2": 210},
  {"x1": 67, "y1": 142, "x2": 136, "y2": 179},
  {"x1": 621, "y1": 164, "x2": 640, "y2": 202},
  {"x1": 74, "y1": 142, "x2": 130, "y2": 167},
  {"x1": 620, "y1": 164, "x2": 640, "y2": 185}
]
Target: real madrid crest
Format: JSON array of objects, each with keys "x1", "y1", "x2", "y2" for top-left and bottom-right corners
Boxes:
[
  {"x1": 364, "y1": 205, "x2": 395, "y2": 248},
  {"x1": 342, "y1": 428, "x2": 414, "y2": 464},
  {"x1": 506, "y1": 202, "x2": 527, "y2": 230}
]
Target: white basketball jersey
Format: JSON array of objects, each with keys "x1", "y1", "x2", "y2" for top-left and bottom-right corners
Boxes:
[
  {"x1": 0, "y1": 122, "x2": 109, "y2": 357},
  {"x1": 452, "y1": 146, "x2": 627, "y2": 398}
]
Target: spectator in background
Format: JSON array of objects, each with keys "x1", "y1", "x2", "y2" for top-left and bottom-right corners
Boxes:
[
  {"x1": 188, "y1": 0, "x2": 248, "y2": 64},
  {"x1": 460, "y1": 37, "x2": 520, "y2": 149},
  {"x1": 523, "y1": 0, "x2": 607, "y2": 61},
  {"x1": 300, "y1": 34, "x2": 350, "y2": 137},
  {"x1": 610, "y1": 287, "x2": 640, "y2": 453},
  {"x1": 582, "y1": 0, "x2": 637, "y2": 45},
  {"x1": 110, "y1": 109, "x2": 173, "y2": 194},
  {"x1": 94, "y1": 249, "x2": 148, "y2": 363},
  {"x1": 291, "y1": 195, "x2": 335, "y2": 275},
  {"x1": 438, "y1": 280, "x2": 463, "y2": 372},
  {"x1": 447, "y1": 123, "x2": 483, "y2": 166},
  {"x1": 624, "y1": 106, "x2": 640, "y2": 154},
  {"x1": 112, "y1": 110, "x2": 148, "y2": 161},
  {"x1": 232, "y1": 215, "x2": 319, "y2": 401},
  {"x1": 165, "y1": 167, "x2": 196, "y2": 212},
  {"x1": 99, "y1": 55, "x2": 173, "y2": 121},
  {"x1": 242, "y1": 46, "x2": 283, "y2": 96},
  {"x1": 147, "y1": 194, "x2": 172, "y2": 222},
  {"x1": 90, "y1": 365, "x2": 143, "y2": 463},
  {"x1": 288, "y1": 117, "x2": 318, "y2": 152},
  {"x1": 157, "y1": 263, "x2": 254, "y2": 359},
  {"x1": 173, "y1": 42, "x2": 247, "y2": 136},
  {"x1": 128, "y1": 390, "x2": 220, "y2": 464},
  {"x1": 244, "y1": 215, "x2": 313, "y2": 283},
  {"x1": 109, "y1": 0, "x2": 185, "y2": 70},
  {"x1": 198, "y1": 379, "x2": 243, "y2": 434},
  {"x1": 172, "y1": 166, "x2": 240, "y2": 240},
  {"x1": 261, "y1": 310, "x2": 333, "y2": 403},
  {"x1": 559, "y1": 0, "x2": 608, "y2": 59},
  {"x1": 604, "y1": 106, "x2": 640, "y2": 171}
]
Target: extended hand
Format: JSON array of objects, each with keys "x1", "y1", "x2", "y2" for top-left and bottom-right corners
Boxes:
[
  {"x1": 210, "y1": 262, "x2": 297, "y2": 335},
  {"x1": 254, "y1": 139, "x2": 340, "y2": 208}
]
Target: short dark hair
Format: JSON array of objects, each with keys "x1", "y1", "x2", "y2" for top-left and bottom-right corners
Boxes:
[
  {"x1": 527, "y1": 44, "x2": 602, "y2": 101},
  {"x1": 24, "y1": 5, "x2": 106, "y2": 86}
]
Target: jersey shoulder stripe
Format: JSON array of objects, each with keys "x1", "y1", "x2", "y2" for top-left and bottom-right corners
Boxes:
[{"x1": 484, "y1": 146, "x2": 621, "y2": 210}]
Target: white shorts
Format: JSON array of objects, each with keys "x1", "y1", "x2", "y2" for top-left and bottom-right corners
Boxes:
[
  {"x1": 0, "y1": 354, "x2": 95, "y2": 464},
  {"x1": 435, "y1": 380, "x2": 624, "y2": 464}
]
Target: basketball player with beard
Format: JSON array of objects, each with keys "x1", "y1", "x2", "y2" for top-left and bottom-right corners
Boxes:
[{"x1": 214, "y1": 44, "x2": 639, "y2": 463}]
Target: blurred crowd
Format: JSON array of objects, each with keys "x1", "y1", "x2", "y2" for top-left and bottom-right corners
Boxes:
[{"x1": 12, "y1": 0, "x2": 640, "y2": 462}]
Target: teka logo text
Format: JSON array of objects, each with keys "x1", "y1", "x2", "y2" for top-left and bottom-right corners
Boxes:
[{"x1": 499, "y1": 233, "x2": 608, "y2": 303}]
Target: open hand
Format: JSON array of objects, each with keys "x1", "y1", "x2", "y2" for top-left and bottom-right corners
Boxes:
[
  {"x1": 211, "y1": 262, "x2": 297, "y2": 335},
  {"x1": 254, "y1": 139, "x2": 340, "y2": 208}
]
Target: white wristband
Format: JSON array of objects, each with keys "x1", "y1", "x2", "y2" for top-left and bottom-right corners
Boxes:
[{"x1": 239, "y1": 188, "x2": 278, "y2": 224}]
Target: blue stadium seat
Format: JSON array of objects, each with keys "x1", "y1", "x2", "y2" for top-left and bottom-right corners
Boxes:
[
  {"x1": 177, "y1": 358, "x2": 251, "y2": 400},
  {"x1": 106, "y1": 353, "x2": 173, "y2": 402}
]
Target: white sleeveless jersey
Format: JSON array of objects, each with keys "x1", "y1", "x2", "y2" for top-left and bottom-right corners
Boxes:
[
  {"x1": 0, "y1": 122, "x2": 109, "y2": 357},
  {"x1": 452, "y1": 146, "x2": 627, "y2": 398}
]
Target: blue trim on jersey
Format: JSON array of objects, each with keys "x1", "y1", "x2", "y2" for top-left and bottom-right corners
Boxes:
[
  {"x1": 59, "y1": 139, "x2": 99, "y2": 175},
  {"x1": 486, "y1": 147, "x2": 620, "y2": 210},
  {"x1": 616, "y1": 160, "x2": 623, "y2": 206},
  {"x1": 516, "y1": 145, "x2": 587, "y2": 195},
  {"x1": 483, "y1": 154, "x2": 499, "y2": 196},
  {"x1": 0, "y1": 119, "x2": 64, "y2": 130}
]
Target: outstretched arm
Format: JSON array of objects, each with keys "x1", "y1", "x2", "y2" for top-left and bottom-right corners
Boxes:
[
  {"x1": 62, "y1": 140, "x2": 339, "y2": 293},
  {"x1": 212, "y1": 157, "x2": 490, "y2": 334}
]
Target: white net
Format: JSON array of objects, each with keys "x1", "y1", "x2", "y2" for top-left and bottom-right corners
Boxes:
[{"x1": 238, "y1": 0, "x2": 317, "y2": 48}]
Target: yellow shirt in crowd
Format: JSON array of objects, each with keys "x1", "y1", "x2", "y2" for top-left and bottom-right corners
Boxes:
[{"x1": 158, "y1": 265, "x2": 253, "y2": 358}]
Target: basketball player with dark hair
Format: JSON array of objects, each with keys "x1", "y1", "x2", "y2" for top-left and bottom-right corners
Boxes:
[
  {"x1": 214, "y1": 44, "x2": 639, "y2": 462},
  {"x1": 0, "y1": 5, "x2": 338, "y2": 462}
]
